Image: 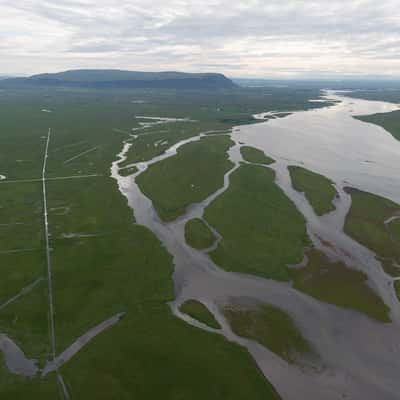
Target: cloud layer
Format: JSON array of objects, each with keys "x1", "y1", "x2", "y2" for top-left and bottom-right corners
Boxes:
[{"x1": 1, "y1": 0, "x2": 399, "y2": 77}]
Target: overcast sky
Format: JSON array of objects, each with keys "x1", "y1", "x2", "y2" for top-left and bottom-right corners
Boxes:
[{"x1": 1, "y1": 0, "x2": 399, "y2": 78}]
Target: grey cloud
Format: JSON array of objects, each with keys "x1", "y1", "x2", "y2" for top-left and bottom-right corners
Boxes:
[{"x1": 0, "y1": 0, "x2": 399, "y2": 77}]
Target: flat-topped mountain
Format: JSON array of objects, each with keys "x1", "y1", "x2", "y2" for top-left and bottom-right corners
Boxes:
[{"x1": 2, "y1": 69, "x2": 237, "y2": 90}]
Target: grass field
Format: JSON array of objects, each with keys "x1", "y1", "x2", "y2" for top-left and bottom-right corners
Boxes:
[
  {"x1": 0, "y1": 85, "x2": 329, "y2": 398},
  {"x1": 180, "y1": 300, "x2": 221, "y2": 329},
  {"x1": 205, "y1": 164, "x2": 309, "y2": 281},
  {"x1": 0, "y1": 180, "x2": 49, "y2": 365},
  {"x1": 223, "y1": 301, "x2": 312, "y2": 364},
  {"x1": 344, "y1": 187, "x2": 400, "y2": 276},
  {"x1": 185, "y1": 218, "x2": 215, "y2": 249},
  {"x1": 291, "y1": 250, "x2": 391, "y2": 322},
  {"x1": 3, "y1": 82, "x2": 395, "y2": 397},
  {"x1": 111, "y1": 85, "x2": 330, "y2": 167},
  {"x1": 395, "y1": 281, "x2": 400, "y2": 302},
  {"x1": 240, "y1": 146, "x2": 275, "y2": 165},
  {"x1": 347, "y1": 88, "x2": 400, "y2": 104},
  {"x1": 289, "y1": 166, "x2": 337, "y2": 216},
  {"x1": 389, "y1": 219, "x2": 400, "y2": 241},
  {"x1": 137, "y1": 135, "x2": 234, "y2": 221},
  {"x1": 356, "y1": 111, "x2": 400, "y2": 142},
  {"x1": 118, "y1": 121, "x2": 208, "y2": 167},
  {"x1": 0, "y1": 182, "x2": 43, "y2": 252},
  {"x1": 0, "y1": 84, "x2": 332, "y2": 398},
  {"x1": 119, "y1": 165, "x2": 138, "y2": 177}
]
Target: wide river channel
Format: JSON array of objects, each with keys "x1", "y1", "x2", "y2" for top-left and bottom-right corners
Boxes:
[
  {"x1": 2, "y1": 91, "x2": 400, "y2": 399},
  {"x1": 113, "y1": 91, "x2": 400, "y2": 400}
]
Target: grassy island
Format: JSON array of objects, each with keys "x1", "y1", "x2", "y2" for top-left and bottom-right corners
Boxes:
[
  {"x1": 205, "y1": 164, "x2": 309, "y2": 281},
  {"x1": 185, "y1": 218, "x2": 215, "y2": 249},
  {"x1": 289, "y1": 166, "x2": 337, "y2": 216},
  {"x1": 240, "y1": 146, "x2": 275, "y2": 165},
  {"x1": 344, "y1": 187, "x2": 400, "y2": 277},
  {"x1": 137, "y1": 135, "x2": 234, "y2": 221},
  {"x1": 180, "y1": 300, "x2": 221, "y2": 329},
  {"x1": 223, "y1": 301, "x2": 312, "y2": 364},
  {"x1": 291, "y1": 250, "x2": 391, "y2": 322}
]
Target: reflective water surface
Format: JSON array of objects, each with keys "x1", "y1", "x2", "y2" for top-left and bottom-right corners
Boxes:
[
  {"x1": 112, "y1": 92, "x2": 400, "y2": 400},
  {"x1": 3, "y1": 92, "x2": 400, "y2": 399}
]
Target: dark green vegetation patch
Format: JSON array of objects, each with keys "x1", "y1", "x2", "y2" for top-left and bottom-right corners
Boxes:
[
  {"x1": 395, "y1": 281, "x2": 400, "y2": 302},
  {"x1": 348, "y1": 88, "x2": 400, "y2": 104},
  {"x1": 118, "y1": 121, "x2": 206, "y2": 166},
  {"x1": 356, "y1": 110, "x2": 400, "y2": 142},
  {"x1": 0, "y1": 182, "x2": 43, "y2": 251},
  {"x1": 180, "y1": 300, "x2": 221, "y2": 329},
  {"x1": 205, "y1": 164, "x2": 309, "y2": 281},
  {"x1": 185, "y1": 218, "x2": 215, "y2": 249},
  {"x1": 0, "y1": 367, "x2": 60, "y2": 399},
  {"x1": 119, "y1": 165, "x2": 138, "y2": 177},
  {"x1": 289, "y1": 166, "x2": 337, "y2": 216},
  {"x1": 389, "y1": 219, "x2": 400, "y2": 242},
  {"x1": 240, "y1": 146, "x2": 275, "y2": 165},
  {"x1": 291, "y1": 250, "x2": 391, "y2": 322},
  {"x1": 0, "y1": 181, "x2": 49, "y2": 364},
  {"x1": 344, "y1": 187, "x2": 400, "y2": 276},
  {"x1": 223, "y1": 301, "x2": 312, "y2": 364},
  {"x1": 137, "y1": 135, "x2": 234, "y2": 221}
]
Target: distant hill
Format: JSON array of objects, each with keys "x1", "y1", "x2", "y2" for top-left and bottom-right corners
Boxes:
[{"x1": 2, "y1": 69, "x2": 237, "y2": 90}]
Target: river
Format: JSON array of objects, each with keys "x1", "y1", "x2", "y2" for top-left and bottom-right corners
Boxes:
[
  {"x1": 1, "y1": 92, "x2": 399, "y2": 399},
  {"x1": 112, "y1": 92, "x2": 400, "y2": 400}
]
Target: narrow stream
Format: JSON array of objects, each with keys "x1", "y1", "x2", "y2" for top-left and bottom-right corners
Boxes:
[{"x1": 111, "y1": 92, "x2": 400, "y2": 400}]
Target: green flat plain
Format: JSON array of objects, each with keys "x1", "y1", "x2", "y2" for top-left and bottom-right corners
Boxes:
[
  {"x1": 240, "y1": 146, "x2": 275, "y2": 165},
  {"x1": 119, "y1": 165, "x2": 138, "y2": 177},
  {"x1": 291, "y1": 250, "x2": 390, "y2": 322},
  {"x1": 356, "y1": 110, "x2": 400, "y2": 141},
  {"x1": 185, "y1": 218, "x2": 215, "y2": 249},
  {"x1": 0, "y1": 181, "x2": 49, "y2": 364},
  {"x1": 1, "y1": 86, "x2": 323, "y2": 398},
  {"x1": 180, "y1": 300, "x2": 221, "y2": 329},
  {"x1": 205, "y1": 164, "x2": 309, "y2": 281},
  {"x1": 289, "y1": 166, "x2": 337, "y2": 216},
  {"x1": 395, "y1": 281, "x2": 400, "y2": 302},
  {"x1": 137, "y1": 135, "x2": 234, "y2": 221},
  {"x1": 223, "y1": 301, "x2": 312, "y2": 364},
  {"x1": 344, "y1": 187, "x2": 400, "y2": 276},
  {"x1": 348, "y1": 89, "x2": 400, "y2": 104},
  {"x1": 389, "y1": 219, "x2": 400, "y2": 242},
  {"x1": 119, "y1": 121, "x2": 205, "y2": 167}
]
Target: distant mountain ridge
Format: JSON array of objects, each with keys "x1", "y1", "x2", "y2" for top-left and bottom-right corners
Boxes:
[{"x1": 2, "y1": 69, "x2": 237, "y2": 90}]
